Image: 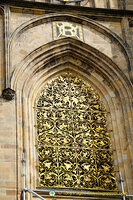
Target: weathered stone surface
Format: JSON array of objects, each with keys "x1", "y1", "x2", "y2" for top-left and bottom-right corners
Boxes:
[
  {"x1": 2, "y1": 88, "x2": 15, "y2": 100},
  {"x1": 0, "y1": 1, "x2": 133, "y2": 199}
]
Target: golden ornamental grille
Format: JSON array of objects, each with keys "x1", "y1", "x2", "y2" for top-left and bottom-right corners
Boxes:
[{"x1": 36, "y1": 72, "x2": 117, "y2": 190}]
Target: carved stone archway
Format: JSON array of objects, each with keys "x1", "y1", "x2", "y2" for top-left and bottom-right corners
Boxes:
[{"x1": 11, "y1": 38, "x2": 133, "y2": 198}]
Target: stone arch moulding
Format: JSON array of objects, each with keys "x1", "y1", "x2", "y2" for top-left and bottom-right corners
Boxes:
[
  {"x1": 11, "y1": 38, "x2": 133, "y2": 198},
  {"x1": 8, "y1": 13, "x2": 133, "y2": 88}
]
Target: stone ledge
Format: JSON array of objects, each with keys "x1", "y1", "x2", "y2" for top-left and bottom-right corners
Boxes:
[{"x1": 0, "y1": 0, "x2": 133, "y2": 18}]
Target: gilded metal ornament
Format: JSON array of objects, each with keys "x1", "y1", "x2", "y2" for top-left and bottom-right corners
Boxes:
[
  {"x1": 36, "y1": 73, "x2": 117, "y2": 190},
  {"x1": 53, "y1": 22, "x2": 83, "y2": 40}
]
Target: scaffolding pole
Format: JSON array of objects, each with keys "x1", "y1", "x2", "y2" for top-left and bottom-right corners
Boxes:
[
  {"x1": 25, "y1": 188, "x2": 46, "y2": 200},
  {"x1": 22, "y1": 151, "x2": 46, "y2": 200},
  {"x1": 119, "y1": 172, "x2": 126, "y2": 200},
  {"x1": 22, "y1": 152, "x2": 133, "y2": 200},
  {"x1": 32, "y1": 189, "x2": 133, "y2": 199}
]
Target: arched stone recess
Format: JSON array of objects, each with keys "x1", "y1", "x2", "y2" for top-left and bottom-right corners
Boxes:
[
  {"x1": 11, "y1": 38, "x2": 133, "y2": 198},
  {"x1": 8, "y1": 13, "x2": 132, "y2": 87}
]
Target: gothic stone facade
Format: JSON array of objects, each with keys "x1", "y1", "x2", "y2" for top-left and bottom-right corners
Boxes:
[{"x1": 0, "y1": 0, "x2": 133, "y2": 200}]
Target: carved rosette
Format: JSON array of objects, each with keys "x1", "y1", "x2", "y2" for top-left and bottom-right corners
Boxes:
[{"x1": 36, "y1": 72, "x2": 117, "y2": 190}]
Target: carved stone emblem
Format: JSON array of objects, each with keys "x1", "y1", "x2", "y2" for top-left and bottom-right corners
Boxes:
[
  {"x1": 53, "y1": 21, "x2": 83, "y2": 40},
  {"x1": 2, "y1": 88, "x2": 15, "y2": 100}
]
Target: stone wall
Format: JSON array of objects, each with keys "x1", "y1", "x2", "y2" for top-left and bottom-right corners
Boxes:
[
  {"x1": 0, "y1": 2, "x2": 133, "y2": 200},
  {"x1": 8, "y1": 0, "x2": 133, "y2": 10}
]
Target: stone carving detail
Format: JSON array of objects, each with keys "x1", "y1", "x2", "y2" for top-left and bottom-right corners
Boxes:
[
  {"x1": 36, "y1": 72, "x2": 117, "y2": 190},
  {"x1": 53, "y1": 22, "x2": 83, "y2": 40},
  {"x1": 2, "y1": 88, "x2": 15, "y2": 100}
]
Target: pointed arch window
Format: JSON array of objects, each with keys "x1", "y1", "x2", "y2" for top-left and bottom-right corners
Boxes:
[{"x1": 36, "y1": 72, "x2": 117, "y2": 190}]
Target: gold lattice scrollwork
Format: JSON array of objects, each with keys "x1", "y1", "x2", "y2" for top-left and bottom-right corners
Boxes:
[
  {"x1": 36, "y1": 72, "x2": 117, "y2": 190},
  {"x1": 53, "y1": 22, "x2": 83, "y2": 40}
]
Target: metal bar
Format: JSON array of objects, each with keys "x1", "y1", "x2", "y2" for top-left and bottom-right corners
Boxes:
[
  {"x1": 126, "y1": 195, "x2": 133, "y2": 198},
  {"x1": 119, "y1": 172, "x2": 126, "y2": 200},
  {"x1": 22, "y1": 151, "x2": 133, "y2": 200},
  {"x1": 22, "y1": 152, "x2": 26, "y2": 200},
  {"x1": 33, "y1": 188, "x2": 133, "y2": 198},
  {"x1": 22, "y1": 151, "x2": 46, "y2": 200},
  {"x1": 32, "y1": 188, "x2": 130, "y2": 198},
  {"x1": 25, "y1": 188, "x2": 46, "y2": 200},
  {"x1": 25, "y1": 188, "x2": 133, "y2": 199}
]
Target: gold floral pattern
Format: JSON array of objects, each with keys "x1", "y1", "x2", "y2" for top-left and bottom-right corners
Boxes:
[{"x1": 36, "y1": 73, "x2": 117, "y2": 190}]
